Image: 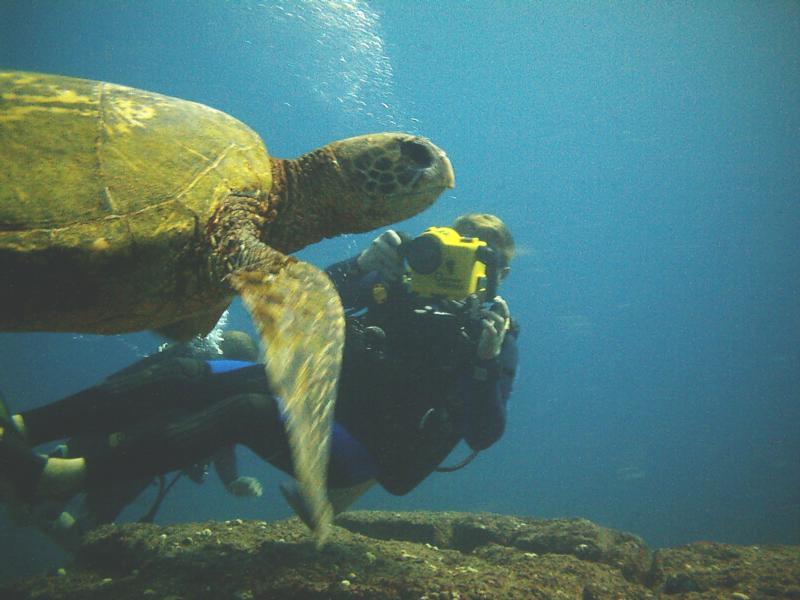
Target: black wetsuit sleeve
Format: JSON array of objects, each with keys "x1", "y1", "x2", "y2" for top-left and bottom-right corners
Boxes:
[{"x1": 463, "y1": 327, "x2": 519, "y2": 451}]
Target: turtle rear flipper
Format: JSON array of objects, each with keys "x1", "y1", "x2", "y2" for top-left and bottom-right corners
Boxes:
[{"x1": 230, "y1": 255, "x2": 341, "y2": 547}]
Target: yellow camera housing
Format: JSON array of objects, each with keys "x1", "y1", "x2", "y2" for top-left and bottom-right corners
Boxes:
[{"x1": 405, "y1": 227, "x2": 488, "y2": 300}]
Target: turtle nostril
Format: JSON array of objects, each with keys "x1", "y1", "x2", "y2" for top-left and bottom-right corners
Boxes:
[{"x1": 400, "y1": 140, "x2": 435, "y2": 168}]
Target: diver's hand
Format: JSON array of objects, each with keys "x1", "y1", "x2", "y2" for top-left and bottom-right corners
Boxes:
[
  {"x1": 477, "y1": 296, "x2": 510, "y2": 360},
  {"x1": 356, "y1": 230, "x2": 404, "y2": 281},
  {"x1": 226, "y1": 476, "x2": 263, "y2": 498}
]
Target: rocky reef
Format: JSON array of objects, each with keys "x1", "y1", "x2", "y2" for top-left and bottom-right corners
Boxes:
[{"x1": 1, "y1": 511, "x2": 798, "y2": 599}]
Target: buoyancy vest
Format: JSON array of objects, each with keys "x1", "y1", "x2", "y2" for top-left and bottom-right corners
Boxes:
[{"x1": 334, "y1": 293, "x2": 483, "y2": 495}]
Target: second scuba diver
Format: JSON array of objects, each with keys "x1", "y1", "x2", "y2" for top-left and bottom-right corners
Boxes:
[
  {"x1": 0, "y1": 213, "x2": 519, "y2": 545},
  {"x1": 7, "y1": 330, "x2": 267, "y2": 549}
]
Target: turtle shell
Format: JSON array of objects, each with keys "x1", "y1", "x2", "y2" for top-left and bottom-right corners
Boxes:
[{"x1": 0, "y1": 71, "x2": 272, "y2": 333}]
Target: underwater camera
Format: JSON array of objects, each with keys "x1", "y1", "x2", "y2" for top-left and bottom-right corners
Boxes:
[{"x1": 400, "y1": 227, "x2": 500, "y2": 302}]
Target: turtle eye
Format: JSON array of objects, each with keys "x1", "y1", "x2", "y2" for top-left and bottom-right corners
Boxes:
[{"x1": 400, "y1": 140, "x2": 435, "y2": 168}]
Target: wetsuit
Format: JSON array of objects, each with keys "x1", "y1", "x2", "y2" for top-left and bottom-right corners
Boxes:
[
  {"x1": 42, "y1": 339, "x2": 261, "y2": 523},
  {"x1": 13, "y1": 256, "x2": 518, "y2": 500},
  {"x1": 327, "y1": 256, "x2": 518, "y2": 494}
]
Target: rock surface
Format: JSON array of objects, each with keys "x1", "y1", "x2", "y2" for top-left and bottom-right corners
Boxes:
[{"x1": 1, "y1": 511, "x2": 798, "y2": 599}]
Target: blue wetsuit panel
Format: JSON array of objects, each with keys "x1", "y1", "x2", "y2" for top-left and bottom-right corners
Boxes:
[
  {"x1": 276, "y1": 411, "x2": 379, "y2": 486},
  {"x1": 206, "y1": 360, "x2": 257, "y2": 374},
  {"x1": 329, "y1": 422, "x2": 380, "y2": 486}
]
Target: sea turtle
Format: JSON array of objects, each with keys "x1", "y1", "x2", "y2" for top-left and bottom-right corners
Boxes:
[{"x1": 0, "y1": 70, "x2": 455, "y2": 544}]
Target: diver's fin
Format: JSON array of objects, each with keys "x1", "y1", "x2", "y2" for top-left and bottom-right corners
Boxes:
[
  {"x1": 16, "y1": 505, "x2": 84, "y2": 553},
  {"x1": 6, "y1": 500, "x2": 84, "y2": 553},
  {"x1": 39, "y1": 510, "x2": 83, "y2": 553},
  {"x1": 0, "y1": 408, "x2": 46, "y2": 504},
  {"x1": 0, "y1": 388, "x2": 10, "y2": 423},
  {"x1": 280, "y1": 479, "x2": 376, "y2": 531},
  {"x1": 0, "y1": 388, "x2": 22, "y2": 443},
  {"x1": 279, "y1": 481, "x2": 314, "y2": 530},
  {"x1": 231, "y1": 255, "x2": 341, "y2": 547},
  {"x1": 154, "y1": 306, "x2": 228, "y2": 342},
  {"x1": 328, "y1": 479, "x2": 376, "y2": 514}
]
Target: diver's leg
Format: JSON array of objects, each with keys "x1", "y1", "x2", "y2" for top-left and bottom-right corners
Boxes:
[
  {"x1": 19, "y1": 358, "x2": 210, "y2": 445},
  {"x1": 16, "y1": 392, "x2": 285, "y2": 502},
  {"x1": 1, "y1": 391, "x2": 45, "y2": 500},
  {"x1": 0, "y1": 431, "x2": 48, "y2": 500},
  {"x1": 78, "y1": 392, "x2": 285, "y2": 492}
]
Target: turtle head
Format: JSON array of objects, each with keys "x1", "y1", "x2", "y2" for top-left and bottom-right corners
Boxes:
[{"x1": 325, "y1": 133, "x2": 455, "y2": 232}]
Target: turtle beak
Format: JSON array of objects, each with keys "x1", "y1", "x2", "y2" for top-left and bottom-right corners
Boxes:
[
  {"x1": 326, "y1": 133, "x2": 455, "y2": 227},
  {"x1": 398, "y1": 136, "x2": 455, "y2": 191},
  {"x1": 440, "y1": 150, "x2": 456, "y2": 189},
  {"x1": 446, "y1": 159, "x2": 456, "y2": 188}
]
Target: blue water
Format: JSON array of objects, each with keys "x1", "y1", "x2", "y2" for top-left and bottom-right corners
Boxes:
[{"x1": 1, "y1": 0, "x2": 798, "y2": 580}]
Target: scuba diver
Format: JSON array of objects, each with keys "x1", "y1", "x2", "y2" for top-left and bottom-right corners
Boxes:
[
  {"x1": 0, "y1": 213, "x2": 518, "y2": 542},
  {"x1": 2, "y1": 330, "x2": 265, "y2": 550}
]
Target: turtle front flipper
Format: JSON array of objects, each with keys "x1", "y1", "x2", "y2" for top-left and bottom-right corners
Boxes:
[{"x1": 229, "y1": 254, "x2": 341, "y2": 546}]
